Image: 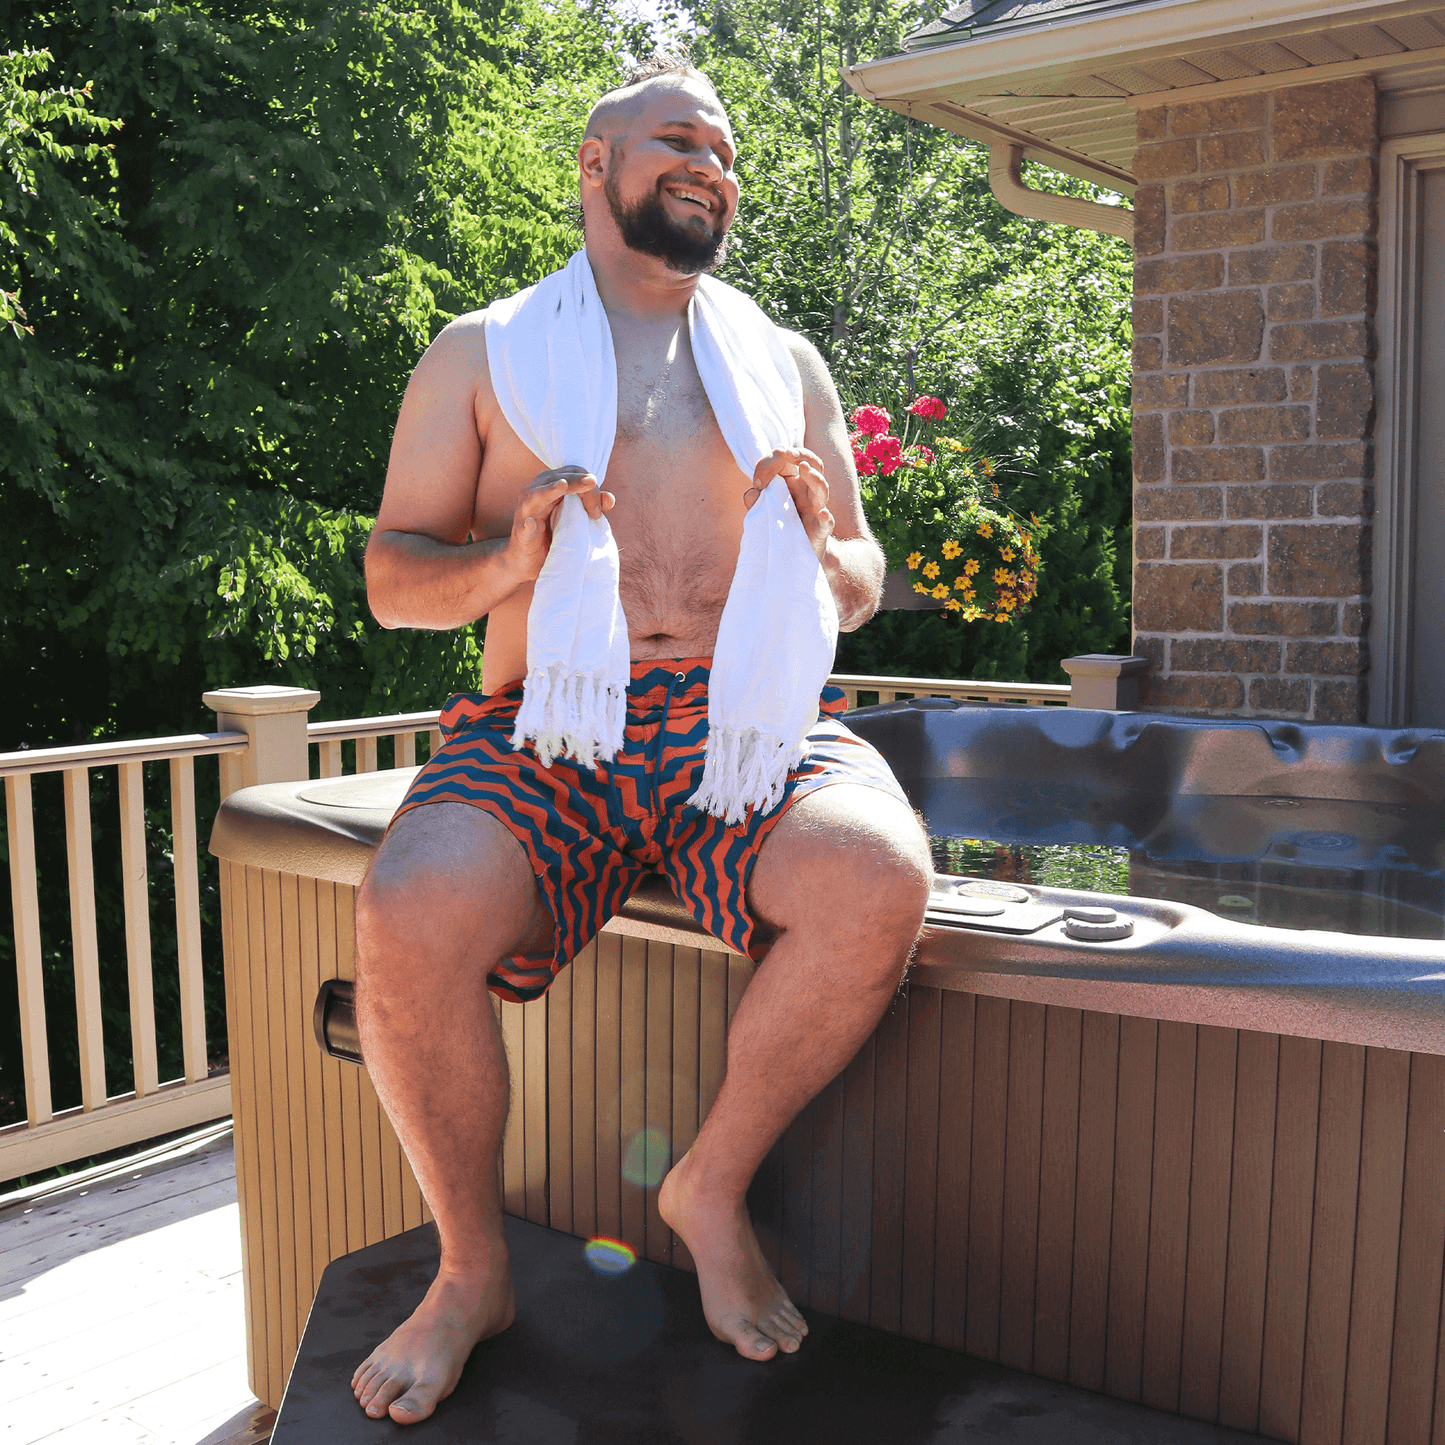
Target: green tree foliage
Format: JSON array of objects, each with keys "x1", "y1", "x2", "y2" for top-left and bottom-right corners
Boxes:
[
  {"x1": 0, "y1": 0, "x2": 626, "y2": 1140},
  {"x1": 678, "y1": 0, "x2": 1134, "y2": 680},
  {"x1": 0, "y1": 0, "x2": 612, "y2": 752}
]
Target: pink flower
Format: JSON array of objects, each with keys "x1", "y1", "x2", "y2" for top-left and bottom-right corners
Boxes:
[
  {"x1": 855, "y1": 452, "x2": 877, "y2": 475},
  {"x1": 906, "y1": 395, "x2": 947, "y2": 421},
  {"x1": 905, "y1": 445, "x2": 935, "y2": 467},
  {"x1": 866, "y1": 433, "x2": 904, "y2": 476},
  {"x1": 850, "y1": 404, "x2": 891, "y2": 437}
]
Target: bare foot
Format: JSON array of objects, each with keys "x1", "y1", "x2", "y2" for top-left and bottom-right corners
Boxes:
[
  {"x1": 658, "y1": 1153, "x2": 808, "y2": 1361},
  {"x1": 351, "y1": 1259, "x2": 516, "y2": 1424}
]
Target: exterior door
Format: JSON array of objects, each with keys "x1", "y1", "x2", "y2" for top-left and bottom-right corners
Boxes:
[{"x1": 1372, "y1": 128, "x2": 1445, "y2": 726}]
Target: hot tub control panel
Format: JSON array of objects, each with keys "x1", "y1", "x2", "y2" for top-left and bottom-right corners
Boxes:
[
  {"x1": 928, "y1": 878, "x2": 1138, "y2": 941},
  {"x1": 927, "y1": 878, "x2": 1065, "y2": 935}
]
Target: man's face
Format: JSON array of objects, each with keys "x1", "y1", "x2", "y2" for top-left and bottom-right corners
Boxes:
[{"x1": 602, "y1": 83, "x2": 739, "y2": 274}]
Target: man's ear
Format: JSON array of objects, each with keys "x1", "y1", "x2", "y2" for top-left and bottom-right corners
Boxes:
[{"x1": 578, "y1": 136, "x2": 607, "y2": 188}]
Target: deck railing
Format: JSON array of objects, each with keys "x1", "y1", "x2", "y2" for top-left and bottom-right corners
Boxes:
[
  {"x1": 1, "y1": 733, "x2": 248, "y2": 1179},
  {"x1": 1, "y1": 667, "x2": 1083, "y2": 1182}
]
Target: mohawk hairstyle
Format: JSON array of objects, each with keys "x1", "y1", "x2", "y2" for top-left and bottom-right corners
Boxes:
[{"x1": 619, "y1": 49, "x2": 717, "y2": 94}]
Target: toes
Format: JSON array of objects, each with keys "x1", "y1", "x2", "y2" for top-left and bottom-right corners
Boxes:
[
  {"x1": 390, "y1": 1385, "x2": 442, "y2": 1423},
  {"x1": 734, "y1": 1323, "x2": 779, "y2": 1361},
  {"x1": 761, "y1": 1313, "x2": 805, "y2": 1353},
  {"x1": 354, "y1": 1361, "x2": 384, "y2": 1401},
  {"x1": 364, "y1": 1374, "x2": 410, "y2": 1419}
]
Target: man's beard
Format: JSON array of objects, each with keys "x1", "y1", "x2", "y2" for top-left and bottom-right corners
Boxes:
[{"x1": 604, "y1": 164, "x2": 730, "y2": 274}]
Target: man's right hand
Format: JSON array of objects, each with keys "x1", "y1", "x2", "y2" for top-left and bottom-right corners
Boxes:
[{"x1": 506, "y1": 467, "x2": 616, "y2": 583}]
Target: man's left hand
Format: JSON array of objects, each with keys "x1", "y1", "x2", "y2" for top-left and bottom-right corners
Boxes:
[{"x1": 745, "y1": 448, "x2": 835, "y2": 567}]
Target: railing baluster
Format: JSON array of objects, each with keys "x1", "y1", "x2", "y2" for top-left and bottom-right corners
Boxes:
[
  {"x1": 428, "y1": 728, "x2": 443, "y2": 761},
  {"x1": 118, "y1": 760, "x2": 159, "y2": 1098},
  {"x1": 170, "y1": 756, "x2": 208, "y2": 1085},
  {"x1": 357, "y1": 736, "x2": 378, "y2": 773},
  {"x1": 63, "y1": 766, "x2": 107, "y2": 1110},
  {"x1": 394, "y1": 732, "x2": 416, "y2": 768},
  {"x1": 6, "y1": 775, "x2": 52, "y2": 1128},
  {"x1": 319, "y1": 740, "x2": 343, "y2": 778}
]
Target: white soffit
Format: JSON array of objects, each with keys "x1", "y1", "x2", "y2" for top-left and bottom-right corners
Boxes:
[{"x1": 844, "y1": 0, "x2": 1445, "y2": 190}]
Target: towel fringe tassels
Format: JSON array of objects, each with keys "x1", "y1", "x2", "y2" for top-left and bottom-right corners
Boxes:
[
  {"x1": 688, "y1": 724, "x2": 804, "y2": 826},
  {"x1": 511, "y1": 662, "x2": 625, "y2": 769}
]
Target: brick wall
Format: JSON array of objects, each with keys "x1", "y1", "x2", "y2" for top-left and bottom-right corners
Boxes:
[{"x1": 1130, "y1": 78, "x2": 1377, "y2": 722}]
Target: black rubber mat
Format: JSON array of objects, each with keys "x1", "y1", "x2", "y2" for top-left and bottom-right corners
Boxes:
[{"x1": 272, "y1": 1216, "x2": 1258, "y2": 1443}]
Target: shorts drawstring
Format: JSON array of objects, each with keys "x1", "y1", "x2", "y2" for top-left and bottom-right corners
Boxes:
[{"x1": 647, "y1": 671, "x2": 687, "y2": 819}]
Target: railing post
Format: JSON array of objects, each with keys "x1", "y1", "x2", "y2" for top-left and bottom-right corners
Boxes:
[
  {"x1": 1061, "y1": 655, "x2": 1151, "y2": 710},
  {"x1": 203, "y1": 686, "x2": 321, "y2": 798}
]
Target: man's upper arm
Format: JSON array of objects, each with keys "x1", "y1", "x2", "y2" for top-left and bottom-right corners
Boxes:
[
  {"x1": 374, "y1": 313, "x2": 492, "y2": 544},
  {"x1": 783, "y1": 331, "x2": 874, "y2": 544}
]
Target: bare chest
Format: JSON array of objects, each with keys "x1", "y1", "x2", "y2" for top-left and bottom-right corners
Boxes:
[{"x1": 606, "y1": 322, "x2": 748, "y2": 638}]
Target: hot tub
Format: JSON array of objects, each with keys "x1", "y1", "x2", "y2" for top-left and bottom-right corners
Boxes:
[{"x1": 209, "y1": 703, "x2": 1445, "y2": 1442}]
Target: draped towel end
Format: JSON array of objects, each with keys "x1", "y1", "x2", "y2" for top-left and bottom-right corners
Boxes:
[
  {"x1": 687, "y1": 724, "x2": 805, "y2": 826},
  {"x1": 510, "y1": 663, "x2": 626, "y2": 770}
]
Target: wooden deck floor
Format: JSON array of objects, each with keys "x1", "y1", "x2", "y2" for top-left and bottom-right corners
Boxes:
[{"x1": 2, "y1": 1122, "x2": 273, "y2": 1445}]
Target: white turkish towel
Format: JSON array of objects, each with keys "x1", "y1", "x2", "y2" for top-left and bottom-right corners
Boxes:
[{"x1": 484, "y1": 249, "x2": 839, "y2": 822}]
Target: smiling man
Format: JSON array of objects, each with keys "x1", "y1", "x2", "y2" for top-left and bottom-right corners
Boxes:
[{"x1": 350, "y1": 57, "x2": 931, "y2": 1424}]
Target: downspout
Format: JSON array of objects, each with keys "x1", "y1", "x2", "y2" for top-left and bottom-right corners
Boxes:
[{"x1": 988, "y1": 143, "x2": 1134, "y2": 243}]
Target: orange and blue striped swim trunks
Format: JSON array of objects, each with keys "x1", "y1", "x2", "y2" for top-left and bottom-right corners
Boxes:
[{"x1": 389, "y1": 658, "x2": 908, "y2": 1003}]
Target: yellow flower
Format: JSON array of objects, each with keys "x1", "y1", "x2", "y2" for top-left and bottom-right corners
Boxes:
[
  {"x1": 906, "y1": 551, "x2": 922, "y2": 570},
  {"x1": 931, "y1": 583, "x2": 949, "y2": 600},
  {"x1": 998, "y1": 594, "x2": 1017, "y2": 612},
  {"x1": 945, "y1": 597, "x2": 962, "y2": 612},
  {"x1": 964, "y1": 605, "x2": 984, "y2": 620},
  {"x1": 990, "y1": 482, "x2": 1000, "y2": 498},
  {"x1": 976, "y1": 522, "x2": 992, "y2": 539},
  {"x1": 941, "y1": 437, "x2": 965, "y2": 454},
  {"x1": 962, "y1": 587, "x2": 976, "y2": 601},
  {"x1": 1021, "y1": 570, "x2": 1035, "y2": 586},
  {"x1": 993, "y1": 567, "x2": 1016, "y2": 587},
  {"x1": 941, "y1": 540, "x2": 962, "y2": 560},
  {"x1": 963, "y1": 558, "x2": 980, "y2": 577},
  {"x1": 1030, "y1": 512, "x2": 1042, "y2": 526},
  {"x1": 922, "y1": 560, "x2": 940, "y2": 579},
  {"x1": 995, "y1": 614, "x2": 1009, "y2": 623},
  {"x1": 913, "y1": 581, "x2": 930, "y2": 595},
  {"x1": 1000, "y1": 547, "x2": 1014, "y2": 562}
]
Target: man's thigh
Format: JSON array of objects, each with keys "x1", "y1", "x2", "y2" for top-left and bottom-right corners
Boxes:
[
  {"x1": 360, "y1": 802, "x2": 554, "y2": 966},
  {"x1": 745, "y1": 783, "x2": 931, "y2": 942}
]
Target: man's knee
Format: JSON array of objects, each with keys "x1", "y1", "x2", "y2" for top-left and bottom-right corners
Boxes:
[
  {"x1": 355, "y1": 804, "x2": 543, "y2": 989},
  {"x1": 752, "y1": 785, "x2": 932, "y2": 946}
]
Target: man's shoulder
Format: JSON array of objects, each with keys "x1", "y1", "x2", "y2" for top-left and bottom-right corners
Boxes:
[{"x1": 775, "y1": 328, "x2": 833, "y2": 402}]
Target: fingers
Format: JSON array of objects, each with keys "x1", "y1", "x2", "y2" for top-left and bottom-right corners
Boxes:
[
  {"x1": 521, "y1": 467, "x2": 611, "y2": 520},
  {"x1": 750, "y1": 448, "x2": 829, "y2": 512}
]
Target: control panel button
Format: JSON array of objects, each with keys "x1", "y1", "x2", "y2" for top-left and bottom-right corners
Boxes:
[
  {"x1": 958, "y1": 880, "x2": 1031, "y2": 904},
  {"x1": 1063, "y1": 906, "x2": 1118, "y2": 925},
  {"x1": 1064, "y1": 914, "x2": 1135, "y2": 941},
  {"x1": 930, "y1": 895, "x2": 1007, "y2": 917}
]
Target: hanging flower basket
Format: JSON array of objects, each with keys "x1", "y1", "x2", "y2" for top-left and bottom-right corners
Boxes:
[{"x1": 850, "y1": 398, "x2": 1042, "y2": 624}]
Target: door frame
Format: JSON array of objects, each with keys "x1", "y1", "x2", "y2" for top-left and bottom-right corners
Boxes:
[{"x1": 1370, "y1": 128, "x2": 1445, "y2": 726}]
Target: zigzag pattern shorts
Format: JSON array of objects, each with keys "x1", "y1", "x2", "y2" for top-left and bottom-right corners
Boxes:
[{"x1": 388, "y1": 658, "x2": 908, "y2": 1002}]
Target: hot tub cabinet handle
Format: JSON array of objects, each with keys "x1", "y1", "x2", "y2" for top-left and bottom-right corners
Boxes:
[{"x1": 313, "y1": 978, "x2": 363, "y2": 1065}]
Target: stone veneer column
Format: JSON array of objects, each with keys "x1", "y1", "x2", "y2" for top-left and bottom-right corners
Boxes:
[{"x1": 1130, "y1": 78, "x2": 1377, "y2": 721}]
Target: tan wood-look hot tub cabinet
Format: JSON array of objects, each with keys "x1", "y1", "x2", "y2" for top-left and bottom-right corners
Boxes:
[{"x1": 210, "y1": 769, "x2": 1445, "y2": 1443}]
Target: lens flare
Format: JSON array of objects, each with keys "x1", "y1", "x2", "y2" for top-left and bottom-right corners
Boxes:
[
  {"x1": 621, "y1": 1127, "x2": 670, "y2": 1187},
  {"x1": 584, "y1": 1236, "x2": 637, "y2": 1277}
]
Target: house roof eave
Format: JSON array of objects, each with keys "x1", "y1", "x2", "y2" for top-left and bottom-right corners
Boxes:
[{"x1": 842, "y1": 0, "x2": 1443, "y2": 103}]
